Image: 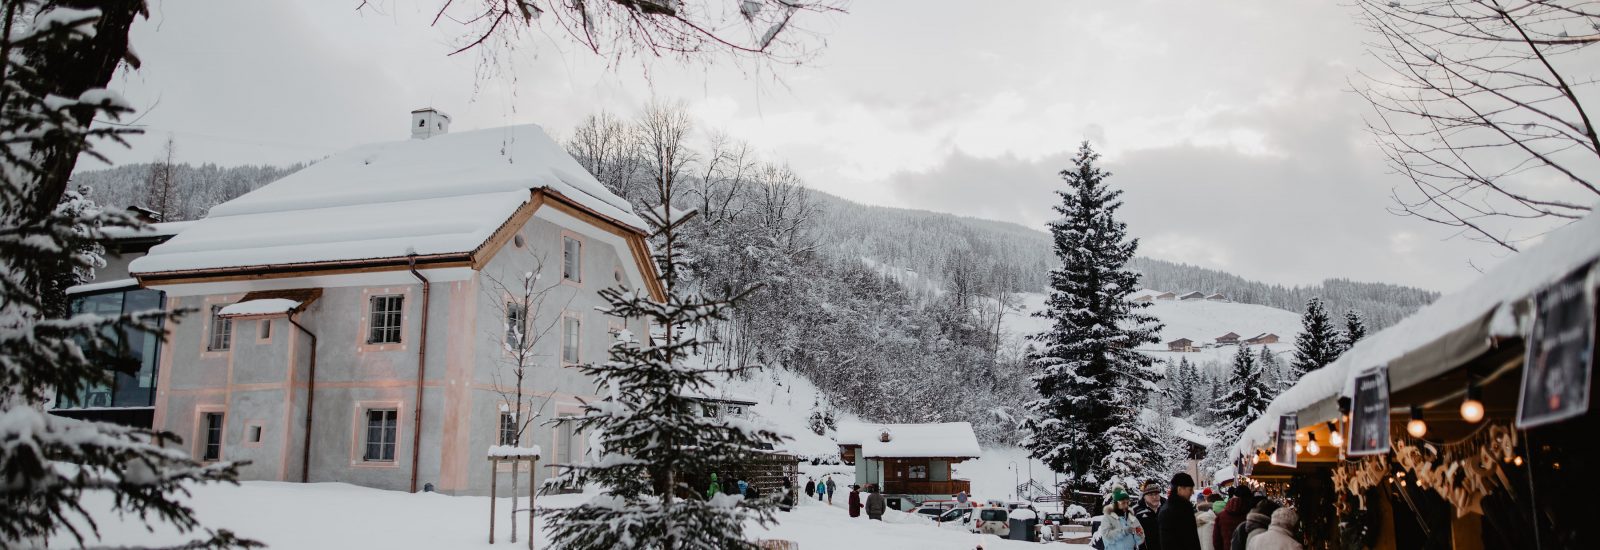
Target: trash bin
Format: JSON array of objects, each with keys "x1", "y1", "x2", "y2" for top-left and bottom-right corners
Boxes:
[{"x1": 1007, "y1": 508, "x2": 1038, "y2": 541}]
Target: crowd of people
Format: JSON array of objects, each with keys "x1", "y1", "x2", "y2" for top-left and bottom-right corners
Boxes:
[{"x1": 1097, "y1": 473, "x2": 1303, "y2": 550}]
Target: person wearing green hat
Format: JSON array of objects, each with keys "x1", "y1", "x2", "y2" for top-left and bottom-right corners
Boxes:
[
  {"x1": 705, "y1": 473, "x2": 722, "y2": 500},
  {"x1": 1097, "y1": 486, "x2": 1143, "y2": 550}
]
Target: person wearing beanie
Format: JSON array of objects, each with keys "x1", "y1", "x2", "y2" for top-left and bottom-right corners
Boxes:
[
  {"x1": 1245, "y1": 507, "x2": 1302, "y2": 550},
  {"x1": 1195, "y1": 492, "x2": 1219, "y2": 550},
  {"x1": 1158, "y1": 472, "x2": 1201, "y2": 550},
  {"x1": 1230, "y1": 499, "x2": 1281, "y2": 550},
  {"x1": 1213, "y1": 486, "x2": 1253, "y2": 550},
  {"x1": 1098, "y1": 487, "x2": 1143, "y2": 550},
  {"x1": 1133, "y1": 481, "x2": 1165, "y2": 550}
]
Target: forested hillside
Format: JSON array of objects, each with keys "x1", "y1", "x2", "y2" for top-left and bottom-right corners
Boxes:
[{"x1": 71, "y1": 161, "x2": 305, "y2": 221}]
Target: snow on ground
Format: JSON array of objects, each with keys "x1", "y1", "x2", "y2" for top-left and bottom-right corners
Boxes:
[
  {"x1": 702, "y1": 362, "x2": 854, "y2": 459},
  {"x1": 56, "y1": 481, "x2": 1082, "y2": 549},
  {"x1": 1005, "y1": 292, "x2": 1301, "y2": 371},
  {"x1": 953, "y1": 445, "x2": 1061, "y2": 506}
]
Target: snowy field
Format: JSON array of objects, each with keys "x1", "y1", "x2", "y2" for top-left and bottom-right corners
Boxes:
[
  {"x1": 56, "y1": 481, "x2": 1088, "y2": 549},
  {"x1": 1006, "y1": 292, "x2": 1301, "y2": 370}
]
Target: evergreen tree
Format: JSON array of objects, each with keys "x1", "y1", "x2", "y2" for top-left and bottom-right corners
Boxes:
[
  {"x1": 1341, "y1": 309, "x2": 1368, "y2": 353},
  {"x1": 1171, "y1": 357, "x2": 1199, "y2": 417},
  {"x1": 1024, "y1": 142, "x2": 1163, "y2": 490},
  {"x1": 1, "y1": 5, "x2": 255, "y2": 548},
  {"x1": 1206, "y1": 346, "x2": 1271, "y2": 475},
  {"x1": 1290, "y1": 297, "x2": 1342, "y2": 379},
  {"x1": 1257, "y1": 346, "x2": 1283, "y2": 396},
  {"x1": 541, "y1": 161, "x2": 783, "y2": 550}
]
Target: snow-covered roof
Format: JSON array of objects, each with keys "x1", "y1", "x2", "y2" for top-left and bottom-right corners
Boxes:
[
  {"x1": 218, "y1": 298, "x2": 301, "y2": 317},
  {"x1": 1172, "y1": 417, "x2": 1215, "y2": 447},
  {"x1": 1233, "y1": 208, "x2": 1600, "y2": 456},
  {"x1": 836, "y1": 422, "x2": 981, "y2": 459},
  {"x1": 1127, "y1": 289, "x2": 1165, "y2": 301},
  {"x1": 129, "y1": 124, "x2": 644, "y2": 275},
  {"x1": 66, "y1": 278, "x2": 138, "y2": 295},
  {"x1": 486, "y1": 445, "x2": 541, "y2": 458},
  {"x1": 1214, "y1": 465, "x2": 1236, "y2": 483},
  {"x1": 102, "y1": 220, "x2": 195, "y2": 240}
]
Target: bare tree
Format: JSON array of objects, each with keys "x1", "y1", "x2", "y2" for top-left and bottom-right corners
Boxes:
[
  {"x1": 141, "y1": 134, "x2": 177, "y2": 221},
  {"x1": 375, "y1": 0, "x2": 846, "y2": 66},
  {"x1": 1353, "y1": 0, "x2": 1600, "y2": 251},
  {"x1": 637, "y1": 100, "x2": 699, "y2": 209},
  {"x1": 481, "y1": 252, "x2": 569, "y2": 545},
  {"x1": 567, "y1": 111, "x2": 648, "y2": 204}
]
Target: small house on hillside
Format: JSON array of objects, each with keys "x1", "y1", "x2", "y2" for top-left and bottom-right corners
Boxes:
[
  {"x1": 1244, "y1": 333, "x2": 1280, "y2": 345},
  {"x1": 1168, "y1": 338, "x2": 1196, "y2": 352},
  {"x1": 1177, "y1": 291, "x2": 1206, "y2": 301},
  {"x1": 1205, "y1": 293, "x2": 1227, "y2": 301},
  {"x1": 837, "y1": 422, "x2": 980, "y2": 509},
  {"x1": 1215, "y1": 332, "x2": 1241, "y2": 345},
  {"x1": 1154, "y1": 291, "x2": 1177, "y2": 300},
  {"x1": 1128, "y1": 289, "x2": 1163, "y2": 303}
]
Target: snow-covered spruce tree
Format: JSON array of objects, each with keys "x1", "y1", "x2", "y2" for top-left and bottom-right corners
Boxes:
[
  {"x1": 540, "y1": 166, "x2": 783, "y2": 550},
  {"x1": 1024, "y1": 141, "x2": 1163, "y2": 490},
  {"x1": 0, "y1": 3, "x2": 255, "y2": 548},
  {"x1": 1341, "y1": 309, "x2": 1368, "y2": 353},
  {"x1": 1290, "y1": 297, "x2": 1341, "y2": 380},
  {"x1": 1206, "y1": 346, "x2": 1271, "y2": 474},
  {"x1": 1171, "y1": 357, "x2": 1199, "y2": 417},
  {"x1": 1257, "y1": 346, "x2": 1283, "y2": 396}
]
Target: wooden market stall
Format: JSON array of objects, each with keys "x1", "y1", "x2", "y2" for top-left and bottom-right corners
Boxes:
[{"x1": 1228, "y1": 211, "x2": 1600, "y2": 550}]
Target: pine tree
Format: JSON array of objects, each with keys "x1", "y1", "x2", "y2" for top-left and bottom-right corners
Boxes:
[
  {"x1": 1257, "y1": 346, "x2": 1283, "y2": 396},
  {"x1": 541, "y1": 157, "x2": 783, "y2": 550},
  {"x1": 1206, "y1": 346, "x2": 1271, "y2": 475},
  {"x1": 1171, "y1": 357, "x2": 1199, "y2": 417},
  {"x1": 1, "y1": 5, "x2": 255, "y2": 548},
  {"x1": 1024, "y1": 141, "x2": 1163, "y2": 490},
  {"x1": 1290, "y1": 297, "x2": 1342, "y2": 379},
  {"x1": 1341, "y1": 309, "x2": 1368, "y2": 353}
]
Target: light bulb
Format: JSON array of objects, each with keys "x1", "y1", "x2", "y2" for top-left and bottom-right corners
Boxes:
[
  {"x1": 1407, "y1": 405, "x2": 1428, "y2": 438},
  {"x1": 1460, "y1": 383, "x2": 1485, "y2": 423},
  {"x1": 1513, "y1": 455, "x2": 1524, "y2": 467},
  {"x1": 1307, "y1": 434, "x2": 1321, "y2": 455},
  {"x1": 1329, "y1": 429, "x2": 1343, "y2": 447},
  {"x1": 1294, "y1": 442, "x2": 1303, "y2": 455},
  {"x1": 1253, "y1": 453, "x2": 1261, "y2": 464}
]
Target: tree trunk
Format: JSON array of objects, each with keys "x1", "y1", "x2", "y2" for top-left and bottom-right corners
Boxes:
[{"x1": 22, "y1": 0, "x2": 143, "y2": 222}]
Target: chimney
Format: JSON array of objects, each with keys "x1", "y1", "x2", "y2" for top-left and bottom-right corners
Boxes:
[{"x1": 410, "y1": 108, "x2": 451, "y2": 140}]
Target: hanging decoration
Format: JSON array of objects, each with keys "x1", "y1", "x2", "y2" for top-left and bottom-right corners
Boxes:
[{"x1": 1333, "y1": 422, "x2": 1519, "y2": 518}]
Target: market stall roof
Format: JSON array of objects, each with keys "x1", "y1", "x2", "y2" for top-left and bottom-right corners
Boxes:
[
  {"x1": 1234, "y1": 208, "x2": 1600, "y2": 456},
  {"x1": 835, "y1": 422, "x2": 982, "y2": 459}
]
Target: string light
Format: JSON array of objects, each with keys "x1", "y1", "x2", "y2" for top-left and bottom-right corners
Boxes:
[
  {"x1": 1513, "y1": 455, "x2": 1524, "y2": 467},
  {"x1": 1407, "y1": 405, "x2": 1428, "y2": 438},
  {"x1": 1294, "y1": 441, "x2": 1303, "y2": 455},
  {"x1": 1460, "y1": 382, "x2": 1485, "y2": 423},
  {"x1": 1307, "y1": 433, "x2": 1320, "y2": 456},
  {"x1": 1327, "y1": 421, "x2": 1343, "y2": 447}
]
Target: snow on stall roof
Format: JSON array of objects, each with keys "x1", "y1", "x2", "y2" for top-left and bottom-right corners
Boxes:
[
  {"x1": 1234, "y1": 207, "x2": 1600, "y2": 456},
  {"x1": 486, "y1": 445, "x2": 541, "y2": 458},
  {"x1": 129, "y1": 124, "x2": 644, "y2": 275},
  {"x1": 1214, "y1": 465, "x2": 1236, "y2": 483},
  {"x1": 836, "y1": 422, "x2": 982, "y2": 459},
  {"x1": 65, "y1": 278, "x2": 138, "y2": 295},
  {"x1": 218, "y1": 298, "x2": 301, "y2": 317}
]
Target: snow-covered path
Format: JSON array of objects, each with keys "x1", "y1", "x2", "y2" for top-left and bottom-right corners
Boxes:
[{"x1": 54, "y1": 481, "x2": 1086, "y2": 549}]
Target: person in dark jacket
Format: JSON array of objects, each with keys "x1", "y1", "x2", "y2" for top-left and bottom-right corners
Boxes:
[
  {"x1": 865, "y1": 484, "x2": 887, "y2": 520},
  {"x1": 1229, "y1": 499, "x2": 1280, "y2": 550},
  {"x1": 804, "y1": 477, "x2": 816, "y2": 498},
  {"x1": 848, "y1": 484, "x2": 863, "y2": 518},
  {"x1": 1133, "y1": 481, "x2": 1165, "y2": 550},
  {"x1": 1158, "y1": 473, "x2": 1201, "y2": 550},
  {"x1": 1213, "y1": 487, "x2": 1252, "y2": 550}
]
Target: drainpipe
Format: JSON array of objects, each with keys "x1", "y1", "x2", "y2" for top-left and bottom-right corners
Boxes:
[
  {"x1": 288, "y1": 314, "x2": 317, "y2": 483},
  {"x1": 407, "y1": 254, "x2": 432, "y2": 493}
]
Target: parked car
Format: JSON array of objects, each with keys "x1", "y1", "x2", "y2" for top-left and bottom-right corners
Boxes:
[
  {"x1": 936, "y1": 507, "x2": 974, "y2": 527},
  {"x1": 973, "y1": 508, "x2": 1010, "y2": 537},
  {"x1": 1037, "y1": 512, "x2": 1069, "y2": 541}
]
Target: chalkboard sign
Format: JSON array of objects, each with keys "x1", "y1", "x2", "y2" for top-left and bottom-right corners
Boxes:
[
  {"x1": 1517, "y1": 263, "x2": 1595, "y2": 429},
  {"x1": 1268, "y1": 415, "x2": 1296, "y2": 467},
  {"x1": 1347, "y1": 366, "x2": 1391, "y2": 456}
]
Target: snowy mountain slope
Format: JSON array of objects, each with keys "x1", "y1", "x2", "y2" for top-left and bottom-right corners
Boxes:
[{"x1": 1004, "y1": 292, "x2": 1302, "y2": 370}]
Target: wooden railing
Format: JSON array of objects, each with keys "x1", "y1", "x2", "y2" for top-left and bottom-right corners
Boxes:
[{"x1": 880, "y1": 479, "x2": 970, "y2": 496}]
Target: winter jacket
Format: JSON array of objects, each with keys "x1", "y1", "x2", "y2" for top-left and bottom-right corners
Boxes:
[
  {"x1": 848, "y1": 490, "x2": 862, "y2": 517},
  {"x1": 1195, "y1": 509, "x2": 1217, "y2": 550},
  {"x1": 804, "y1": 480, "x2": 815, "y2": 496},
  {"x1": 865, "y1": 492, "x2": 887, "y2": 519},
  {"x1": 1157, "y1": 492, "x2": 1202, "y2": 550},
  {"x1": 744, "y1": 484, "x2": 761, "y2": 500},
  {"x1": 1133, "y1": 498, "x2": 1163, "y2": 550},
  {"x1": 826, "y1": 478, "x2": 837, "y2": 494},
  {"x1": 1245, "y1": 509, "x2": 1302, "y2": 550},
  {"x1": 1229, "y1": 511, "x2": 1273, "y2": 550},
  {"x1": 1213, "y1": 497, "x2": 1250, "y2": 550},
  {"x1": 1098, "y1": 505, "x2": 1143, "y2": 550},
  {"x1": 706, "y1": 476, "x2": 722, "y2": 500}
]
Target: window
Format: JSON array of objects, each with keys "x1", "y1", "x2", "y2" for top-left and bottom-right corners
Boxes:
[
  {"x1": 727, "y1": 405, "x2": 744, "y2": 417},
  {"x1": 248, "y1": 424, "x2": 263, "y2": 443},
  {"x1": 498, "y1": 412, "x2": 517, "y2": 446},
  {"x1": 418, "y1": 119, "x2": 425, "y2": 128},
  {"x1": 208, "y1": 305, "x2": 232, "y2": 351},
  {"x1": 505, "y1": 302, "x2": 527, "y2": 349},
  {"x1": 562, "y1": 236, "x2": 582, "y2": 282},
  {"x1": 909, "y1": 465, "x2": 928, "y2": 479},
  {"x1": 702, "y1": 404, "x2": 719, "y2": 418},
  {"x1": 562, "y1": 316, "x2": 580, "y2": 363},
  {"x1": 202, "y1": 412, "x2": 224, "y2": 461},
  {"x1": 559, "y1": 421, "x2": 577, "y2": 465},
  {"x1": 367, "y1": 295, "x2": 404, "y2": 344},
  {"x1": 363, "y1": 409, "x2": 398, "y2": 462},
  {"x1": 259, "y1": 319, "x2": 271, "y2": 340}
]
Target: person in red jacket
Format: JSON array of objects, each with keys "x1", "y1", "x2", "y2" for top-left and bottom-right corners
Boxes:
[
  {"x1": 1212, "y1": 486, "x2": 1252, "y2": 550},
  {"x1": 848, "y1": 484, "x2": 862, "y2": 518}
]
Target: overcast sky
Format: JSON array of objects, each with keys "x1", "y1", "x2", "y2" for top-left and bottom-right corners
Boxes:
[{"x1": 93, "y1": 0, "x2": 1531, "y2": 292}]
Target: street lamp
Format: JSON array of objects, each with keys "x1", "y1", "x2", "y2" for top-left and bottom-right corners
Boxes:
[{"x1": 1008, "y1": 460, "x2": 1019, "y2": 500}]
